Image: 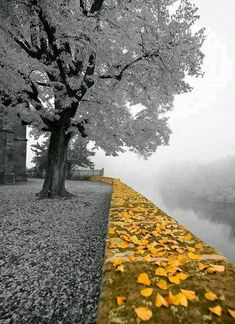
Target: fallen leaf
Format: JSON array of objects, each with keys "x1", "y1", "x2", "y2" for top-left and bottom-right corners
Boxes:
[
  {"x1": 187, "y1": 247, "x2": 195, "y2": 252},
  {"x1": 184, "y1": 233, "x2": 192, "y2": 240},
  {"x1": 194, "y1": 242, "x2": 203, "y2": 250},
  {"x1": 228, "y1": 309, "x2": 235, "y2": 319},
  {"x1": 166, "y1": 291, "x2": 174, "y2": 305},
  {"x1": 156, "y1": 279, "x2": 168, "y2": 290},
  {"x1": 116, "y1": 296, "x2": 127, "y2": 306},
  {"x1": 140, "y1": 288, "x2": 153, "y2": 297},
  {"x1": 155, "y1": 293, "x2": 169, "y2": 307},
  {"x1": 116, "y1": 264, "x2": 125, "y2": 272},
  {"x1": 198, "y1": 262, "x2": 208, "y2": 270},
  {"x1": 144, "y1": 254, "x2": 152, "y2": 262},
  {"x1": 204, "y1": 291, "x2": 217, "y2": 301},
  {"x1": 177, "y1": 292, "x2": 188, "y2": 307},
  {"x1": 113, "y1": 258, "x2": 123, "y2": 267},
  {"x1": 180, "y1": 289, "x2": 197, "y2": 301},
  {"x1": 176, "y1": 273, "x2": 189, "y2": 281},
  {"x1": 128, "y1": 255, "x2": 136, "y2": 262},
  {"x1": 209, "y1": 305, "x2": 222, "y2": 316},
  {"x1": 188, "y1": 252, "x2": 200, "y2": 260},
  {"x1": 134, "y1": 307, "x2": 153, "y2": 321},
  {"x1": 117, "y1": 241, "x2": 130, "y2": 249},
  {"x1": 168, "y1": 276, "x2": 180, "y2": 284},
  {"x1": 109, "y1": 227, "x2": 116, "y2": 234},
  {"x1": 155, "y1": 267, "x2": 168, "y2": 277},
  {"x1": 137, "y1": 273, "x2": 151, "y2": 286},
  {"x1": 207, "y1": 264, "x2": 225, "y2": 273},
  {"x1": 176, "y1": 248, "x2": 185, "y2": 254}
]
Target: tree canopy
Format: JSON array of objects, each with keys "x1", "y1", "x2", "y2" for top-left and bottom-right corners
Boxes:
[{"x1": 0, "y1": 0, "x2": 205, "y2": 196}]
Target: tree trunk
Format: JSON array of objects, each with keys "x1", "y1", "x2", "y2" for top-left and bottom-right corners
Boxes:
[{"x1": 37, "y1": 128, "x2": 72, "y2": 198}]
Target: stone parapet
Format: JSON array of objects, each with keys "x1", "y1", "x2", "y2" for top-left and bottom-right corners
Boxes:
[{"x1": 91, "y1": 177, "x2": 235, "y2": 324}]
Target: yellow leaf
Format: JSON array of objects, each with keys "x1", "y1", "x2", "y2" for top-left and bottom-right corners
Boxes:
[
  {"x1": 178, "y1": 255, "x2": 186, "y2": 264},
  {"x1": 140, "y1": 288, "x2": 153, "y2": 297},
  {"x1": 128, "y1": 255, "x2": 136, "y2": 262},
  {"x1": 188, "y1": 252, "x2": 200, "y2": 260},
  {"x1": 144, "y1": 254, "x2": 152, "y2": 262},
  {"x1": 117, "y1": 241, "x2": 130, "y2": 249},
  {"x1": 155, "y1": 267, "x2": 168, "y2": 277},
  {"x1": 134, "y1": 307, "x2": 152, "y2": 321},
  {"x1": 177, "y1": 292, "x2": 188, "y2": 307},
  {"x1": 113, "y1": 258, "x2": 123, "y2": 267},
  {"x1": 166, "y1": 291, "x2": 174, "y2": 305},
  {"x1": 176, "y1": 273, "x2": 189, "y2": 281},
  {"x1": 194, "y1": 242, "x2": 203, "y2": 250},
  {"x1": 160, "y1": 261, "x2": 168, "y2": 268},
  {"x1": 156, "y1": 279, "x2": 168, "y2": 290},
  {"x1": 198, "y1": 262, "x2": 208, "y2": 270},
  {"x1": 155, "y1": 293, "x2": 169, "y2": 308},
  {"x1": 180, "y1": 289, "x2": 197, "y2": 301},
  {"x1": 116, "y1": 296, "x2": 127, "y2": 306},
  {"x1": 204, "y1": 291, "x2": 217, "y2": 301},
  {"x1": 228, "y1": 309, "x2": 235, "y2": 319},
  {"x1": 109, "y1": 227, "x2": 116, "y2": 234},
  {"x1": 184, "y1": 233, "x2": 192, "y2": 240},
  {"x1": 187, "y1": 247, "x2": 195, "y2": 253},
  {"x1": 168, "y1": 276, "x2": 180, "y2": 284},
  {"x1": 116, "y1": 264, "x2": 125, "y2": 272},
  {"x1": 209, "y1": 305, "x2": 222, "y2": 316},
  {"x1": 176, "y1": 248, "x2": 185, "y2": 254},
  {"x1": 137, "y1": 273, "x2": 151, "y2": 286},
  {"x1": 207, "y1": 264, "x2": 225, "y2": 273}
]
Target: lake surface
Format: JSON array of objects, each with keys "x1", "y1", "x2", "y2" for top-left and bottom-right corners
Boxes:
[{"x1": 150, "y1": 191, "x2": 235, "y2": 262}]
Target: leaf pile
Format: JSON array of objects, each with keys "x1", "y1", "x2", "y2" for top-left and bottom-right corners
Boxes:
[
  {"x1": 0, "y1": 179, "x2": 112, "y2": 324},
  {"x1": 95, "y1": 177, "x2": 235, "y2": 323}
]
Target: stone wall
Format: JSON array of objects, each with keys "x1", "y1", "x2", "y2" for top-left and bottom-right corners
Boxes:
[{"x1": 0, "y1": 106, "x2": 27, "y2": 184}]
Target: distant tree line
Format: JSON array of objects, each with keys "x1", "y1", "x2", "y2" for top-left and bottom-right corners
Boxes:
[{"x1": 157, "y1": 156, "x2": 235, "y2": 204}]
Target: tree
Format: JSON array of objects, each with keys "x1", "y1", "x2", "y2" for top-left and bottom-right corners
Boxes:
[
  {"x1": 0, "y1": 0, "x2": 205, "y2": 197},
  {"x1": 31, "y1": 135, "x2": 95, "y2": 177}
]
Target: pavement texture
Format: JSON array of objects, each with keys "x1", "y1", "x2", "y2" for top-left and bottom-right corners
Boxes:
[{"x1": 0, "y1": 179, "x2": 112, "y2": 324}]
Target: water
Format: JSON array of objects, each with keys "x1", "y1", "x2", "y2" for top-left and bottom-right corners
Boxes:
[{"x1": 151, "y1": 192, "x2": 235, "y2": 262}]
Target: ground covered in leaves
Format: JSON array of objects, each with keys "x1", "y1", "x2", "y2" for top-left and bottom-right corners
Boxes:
[
  {"x1": 94, "y1": 177, "x2": 235, "y2": 324},
  {"x1": 0, "y1": 179, "x2": 112, "y2": 324}
]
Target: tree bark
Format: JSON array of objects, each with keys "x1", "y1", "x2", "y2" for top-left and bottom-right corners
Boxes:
[{"x1": 37, "y1": 127, "x2": 72, "y2": 198}]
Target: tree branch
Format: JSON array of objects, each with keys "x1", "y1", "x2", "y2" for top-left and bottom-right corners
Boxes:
[
  {"x1": 75, "y1": 52, "x2": 96, "y2": 100},
  {"x1": 90, "y1": 0, "x2": 105, "y2": 14}
]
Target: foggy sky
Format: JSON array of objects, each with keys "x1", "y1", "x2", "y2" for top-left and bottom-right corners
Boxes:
[{"x1": 27, "y1": 0, "x2": 235, "y2": 198}]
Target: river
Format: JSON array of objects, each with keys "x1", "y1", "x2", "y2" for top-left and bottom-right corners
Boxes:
[{"x1": 150, "y1": 191, "x2": 235, "y2": 262}]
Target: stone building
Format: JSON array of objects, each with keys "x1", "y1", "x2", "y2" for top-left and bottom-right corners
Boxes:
[{"x1": 0, "y1": 106, "x2": 27, "y2": 184}]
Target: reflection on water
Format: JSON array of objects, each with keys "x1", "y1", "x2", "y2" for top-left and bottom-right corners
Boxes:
[{"x1": 152, "y1": 192, "x2": 235, "y2": 262}]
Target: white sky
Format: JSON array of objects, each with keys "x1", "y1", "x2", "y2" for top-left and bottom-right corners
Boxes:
[{"x1": 27, "y1": 0, "x2": 235, "y2": 194}]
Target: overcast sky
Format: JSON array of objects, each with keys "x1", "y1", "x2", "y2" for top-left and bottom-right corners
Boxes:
[{"x1": 27, "y1": 0, "x2": 235, "y2": 196}]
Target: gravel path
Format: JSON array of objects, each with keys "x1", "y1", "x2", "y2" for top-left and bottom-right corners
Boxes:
[{"x1": 0, "y1": 179, "x2": 112, "y2": 324}]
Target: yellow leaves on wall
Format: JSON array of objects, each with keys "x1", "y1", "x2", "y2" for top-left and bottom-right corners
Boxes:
[
  {"x1": 134, "y1": 307, "x2": 153, "y2": 321},
  {"x1": 204, "y1": 291, "x2": 217, "y2": 301},
  {"x1": 180, "y1": 289, "x2": 197, "y2": 301},
  {"x1": 168, "y1": 276, "x2": 181, "y2": 285},
  {"x1": 116, "y1": 296, "x2": 127, "y2": 306},
  {"x1": 96, "y1": 177, "x2": 233, "y2": 323},
  {"x1": 140, "y1": 288, "x2": 153, "y2": 297},
  {"x1": 137, "y1": 273, "x2": 151, "y2": 286},
  {"x1": 228, "y1": 309, "x2": 235, "y2": 319},
  {"x1": 156, "y1": 279, "x2": 168, "y2": 290},
  {"x1": 187, "y1": 252, "x2": 200, "y2": 260},
  {"x1": 155, "y1": 293, "x2": 169, "y2": 308},
  {"x1": 155, "y1": 267, "x2": 168, "y2": 277},
  {"x1": 112, "y1": 258, "x2": 123, "y2": 267},
  {"x1": 208, "y1": 305, "x2": 222, "y2": 316},
  {"x1": 207, "y1": 264, "x2": 225, "y2": 273}
]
